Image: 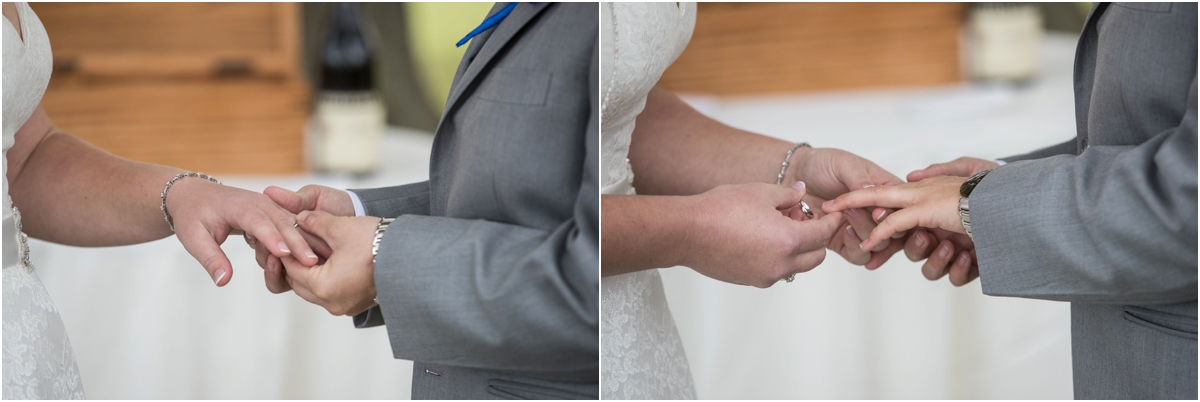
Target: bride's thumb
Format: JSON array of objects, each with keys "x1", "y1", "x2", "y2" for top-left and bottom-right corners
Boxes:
[{"x1": 773, "y1": 181, "x2": 808, "y2": 209}]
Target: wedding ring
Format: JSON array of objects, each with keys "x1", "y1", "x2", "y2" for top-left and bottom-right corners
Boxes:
[
  {"x1": 798, "y1": 201, "x2": 814, "y2": 219},
  {"x1": 784, "y1": 274, "x2": 796, "y2": 283}
]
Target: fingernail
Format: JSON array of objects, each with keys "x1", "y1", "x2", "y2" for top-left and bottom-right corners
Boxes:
[
  {"x1": 846, "y1": 208, "x2": 859, "y2": 218},
  {"x1": 914, "y1": 233, "x2": 926, "y2": 247},
  {"x1": 213, "y1": 268, "x2": 226, "y2": 285},
  {"x1": 938, "y1": 245, "x2": 952, "y2": 259},
  {"x1": 859, "y1": 240, "x2": 869, "y2": 251},
  {"x1": 267, "y1": 258, "x2": 276, "y2": 273},
  {"x1": 297, "y1": 211, "x2": 311, "y2": 221},
  {"x1": 863, "y1": 184, "x2": 875, "y2": 189},
  {"x1": 277, "y1": 241, "x2": 290, "y2": 253},
  {"x1": 305, "y1": 250, "x2": 318, "y2": 260},
  {"x1": 822, "y1": 200, "x2": 834, "y2": 210},
  {"x1": 847, "y1": 225, "x2": 859, "y2": 240},
  {"x1": 791, "y1": 181, "x2": 806, "y2": 192},
  {"x1": 875, "y1": 209, "x2": 889, "y2": 222},
  {"x1": 957, "y1": 253, "x2": 970, "y2": 266}
]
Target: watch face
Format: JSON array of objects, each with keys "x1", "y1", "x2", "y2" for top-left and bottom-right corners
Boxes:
[{"x1": 960, "y1": 169, "x2": 992, "y2": 197}]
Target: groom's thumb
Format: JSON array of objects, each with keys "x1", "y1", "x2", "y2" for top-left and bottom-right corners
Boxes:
[
  {"x1": 296, "y1": 210, "x2": 335, "y2": 242},
  {"x1": 264, "y1": 186, "x2": 306, "y2": 214}
]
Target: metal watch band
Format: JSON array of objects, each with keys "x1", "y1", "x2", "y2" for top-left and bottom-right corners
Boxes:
[
  {"x1": 372, "y1": 217, "x2": 396, "y2": 264},
  {"x1": 959, "y1": 196, "x2": 972, "y2": 240}
]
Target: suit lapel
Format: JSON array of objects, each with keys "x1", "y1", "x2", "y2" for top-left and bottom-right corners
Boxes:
[
  {"x1": 442, "y1": 2, "x2": 551, "y2": 115},
  {"x1": 1079, "y1": 2, "x2": 1110, "y2": 33}
]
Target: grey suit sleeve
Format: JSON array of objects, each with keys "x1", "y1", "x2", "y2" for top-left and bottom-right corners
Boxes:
[
  {"x1": 1001, "y1": 139, "x2": 1079, "y2": 163},
  {"x1": 972, "y1": 77, "x2": 1198, "y2": 304},
  {"x1": 365, "y1": 48, "x2": 600, "y2": 377},
  {"x1": 346, "y1": 181, "x2": 431, "y2": 328}
]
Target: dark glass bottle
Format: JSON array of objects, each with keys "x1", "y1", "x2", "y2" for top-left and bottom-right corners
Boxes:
[
  {"x1": 321, "y1": 2, "x2": 373, "y2": 91},
  {"x1": 313, "y1": 2, "x2": 385, "y2": 173}
]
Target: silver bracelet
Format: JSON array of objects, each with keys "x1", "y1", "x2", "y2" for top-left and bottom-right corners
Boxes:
[
  {"x1": 160, "y1": 172, "x2": 221, "y2": 233},
  {"x1": 776, "y1": 142, "x2": 811, "y2": 185}
]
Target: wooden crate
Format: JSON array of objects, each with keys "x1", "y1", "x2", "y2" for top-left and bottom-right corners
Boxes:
[
  {"x1": 658, "y1": 2, "x2": 964, "y2": 96},
  {"x1": 32, "y1": 2, "x2": 308, "y2": 174}
]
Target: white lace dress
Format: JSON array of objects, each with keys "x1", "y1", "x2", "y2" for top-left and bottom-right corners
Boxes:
[
  {"x1": 600, "y1": 3, "x2": 698, "y2": 399},
  {"x1": 2, "y1": 3, "x2": 87, "y2": 399}
]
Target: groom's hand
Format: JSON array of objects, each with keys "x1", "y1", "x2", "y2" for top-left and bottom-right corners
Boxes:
[
  {"x1": 249, "y1": 185, "x2": 354, "y2": 294},
  {"x1": 822, "y1": 176, "x2": 982, "y2": 286},
  {"x1": 278, "y1": 210, "x2": 379, "y2": 316}
]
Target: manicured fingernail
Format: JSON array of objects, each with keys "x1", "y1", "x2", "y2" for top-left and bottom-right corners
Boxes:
[
  {"x1": 859, "y1": 241, "x2": 869, "y2": 251},
  {"x1": 791, "y1": 181, "x2": 806, "y2": 192},
  {"x1": 938, "y1": 245, "x2": 952, "y2": 259},
  {"x1": 305, "y1": 250, "x2": 317, "y2": 260},
  {"x1": 277, "y1": 241, "x2": 290, "y2": 253},
  {"x1": 863, "y1": 184, "x2": 875, "y2": 189},
  {"x1": 846, "y1": 208, "x2": 859, "y2": 218},
  {"x1": 822, "y1": 200, "x2": 834, "y2": 210},
  {"x1": 914, "y1": 233, "x2": 926, "y2": 247},
  {"x1": 847, "y1": 225, "x2": 859, "y2": 240},
  {"x1": 297, "y1": 211, "x2": 311, "y2": 221},
  {"x1": 875, "y1": 209, "x2": 889, "y2": 222},
  {"x1": 213, "y1": 268, "x2": 226, "y2": 285}
]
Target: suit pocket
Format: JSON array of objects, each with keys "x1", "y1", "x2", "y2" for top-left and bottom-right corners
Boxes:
[
  {"x1": 476, "y1": 68, "x2": 552, "y2": 106},
  {"x1": 1123, "y1": 306, "x2": 1198, "y2": 339},
  {"x1": 1113, "y1": 2, "x2": 1172, "y2": 13},
  {"x1": 486, "y1": 379, "x2": 592, "y2": 400}
]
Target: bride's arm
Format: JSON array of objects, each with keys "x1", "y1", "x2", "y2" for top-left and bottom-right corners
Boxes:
[
  {"x1": 626, "y1": 87, "x2": 908, "y2": 268},
  {"x1": 6, "y1": 105, "x2": 319, "y2": 285},
  {"x1": 628, "y1": 87, "x2": 794, "y2": 196}
]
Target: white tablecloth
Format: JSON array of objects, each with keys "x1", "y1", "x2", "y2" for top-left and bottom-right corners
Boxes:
[
  {"x1": 31, "y1": 128, "x2": 435, "y2": 399},
  {"x1": 660, "y1": 33, "x2": 1079, "y2": 399}
]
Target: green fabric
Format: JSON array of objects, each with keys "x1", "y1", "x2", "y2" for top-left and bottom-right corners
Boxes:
[{"x1": 406, "y1": 3, "x2": 494, "y2": 114}]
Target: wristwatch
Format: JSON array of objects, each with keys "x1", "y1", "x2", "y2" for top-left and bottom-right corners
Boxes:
[
  {"x1": 958, "y1": 169, "x2": 992, "y2": 240},
  {"x1": 372, "y1": 217, "x2": 396, "y2": 264},
  {"x1": 370, "y1": 217, "x2": 396, "y2": 309}
]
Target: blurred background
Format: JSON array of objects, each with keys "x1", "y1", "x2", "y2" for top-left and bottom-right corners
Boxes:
[
  {"x1": 26, "y1": 2, "x2": 493, "y2": 398},
  {"x1": 652, "y1": 2, "x2": 1093, "y2": 399}
]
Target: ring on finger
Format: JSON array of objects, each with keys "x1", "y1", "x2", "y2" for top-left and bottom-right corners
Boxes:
[{"x1": 797, "y1": 201, "x2": 814, "y2": 219}]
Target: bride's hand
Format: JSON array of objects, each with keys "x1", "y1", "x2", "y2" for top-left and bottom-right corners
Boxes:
[
  {"x1": 164, "y1": 178, "x2": 321, "y2": 287},
  {"x1": 786, "y1": 147, "x2": 907, "y2": 267},
  {"x1": 681, "y1": 181, "x2": 843, "y2": 288},
  {"x1": 248, "y1": 185, "x2": 354, "y2": 293}
]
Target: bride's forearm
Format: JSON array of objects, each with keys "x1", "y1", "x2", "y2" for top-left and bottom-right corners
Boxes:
[
  {"x1": 9, "y1": 126, "x2": 182, "y2": 246},
  {"x1": 601, "y1": 194, "x2": 694, "y2": 276},
  {"x1": 627, "y1": 87, "x2": 795, "y2": 195}
]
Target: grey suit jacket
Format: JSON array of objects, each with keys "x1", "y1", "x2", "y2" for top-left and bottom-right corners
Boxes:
[
  {"x1": 971, "y1": 3, "x2": 1197, "y2": 399},
  {"x1": 346, "y1": 3, "x2": 598, "y2": 399}
]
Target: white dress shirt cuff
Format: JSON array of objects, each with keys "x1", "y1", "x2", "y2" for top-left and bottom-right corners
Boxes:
[
  {"x1": 345, "y1": 189, "x2": 367, "y2": 217},
  {"x1": 995, "y1": 159, "x2": 1007, "y2": 166}
]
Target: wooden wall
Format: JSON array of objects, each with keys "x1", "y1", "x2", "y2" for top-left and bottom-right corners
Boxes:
[
  {"x1": 658, "y1": 3, "x2": 965, "y2": 96},
  {"x1": 32, "y1": 3, "x2": 309, "y2": 174}
]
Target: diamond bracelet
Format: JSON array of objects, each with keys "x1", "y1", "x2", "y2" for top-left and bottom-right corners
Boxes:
[
  {"x1": 160, "y1": 172, "x2": 221, "y2": 233},
  {"x1": 776, "y1": 142, "x2": 811, "y2": 185}
]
